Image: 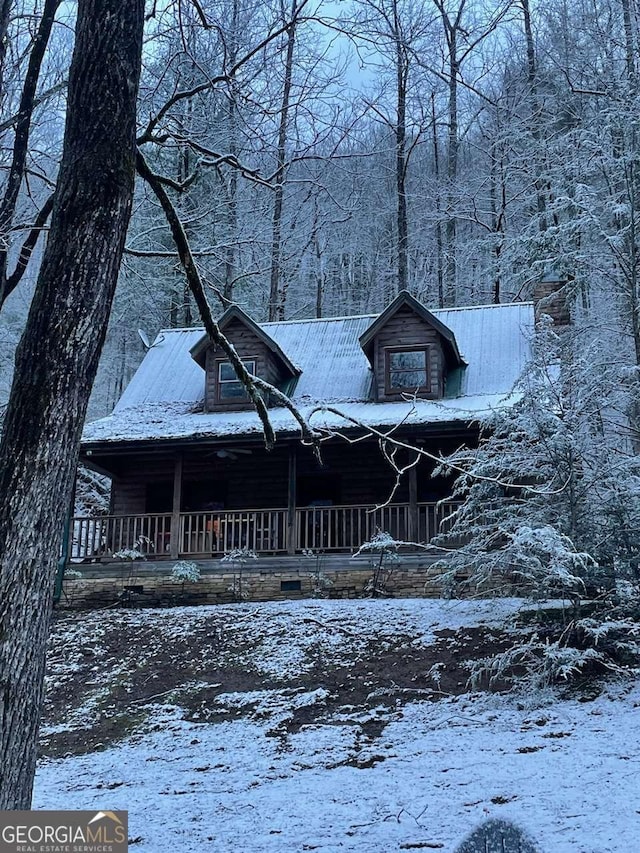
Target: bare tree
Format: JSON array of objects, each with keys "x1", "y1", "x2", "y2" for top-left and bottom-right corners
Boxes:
[
  {"x1": 268, "y1": 0, "x2": 299, "y2": 320},
  {"x1": 0, "y1": 0, "x2": 144, "y2": 808},
  {"x1": 0, "y1": 0, "x2": 62, "y2": 311}
]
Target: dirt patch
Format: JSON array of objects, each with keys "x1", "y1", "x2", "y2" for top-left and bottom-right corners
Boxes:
[
  {"x1": 272, "y1": 627, "x2": 513, "y2": 739},
  {"x1": 42, "y1": 607, "x2": 515, "y2": 759}
]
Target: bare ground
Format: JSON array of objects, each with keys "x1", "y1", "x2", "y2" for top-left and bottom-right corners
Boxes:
[{"x1": 40, "y1": 600, "x2": 572, "y2": 761}]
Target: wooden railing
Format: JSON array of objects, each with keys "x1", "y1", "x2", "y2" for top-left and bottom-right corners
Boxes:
[
  {"x1": 296, "y1": 503, "x2": 412, "y2": 551},
  {"x1": 180, "y1": 510, "x2": 288, "y2": 555},
  {"x1": 70, "y1": 501, "x2": 461, "y2": 561},
  {"x1": 418, "y1": 500, "x2": 459, "y2": 542},
  {"x1": 70, "y1": 513, "x2": 172, "y2": 561}
]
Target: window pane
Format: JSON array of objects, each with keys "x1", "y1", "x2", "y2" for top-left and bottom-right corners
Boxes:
[
  {"x1": 219, "y1": 381, "x2": 249, "y2": 399},
  {"x1": 219, "y1": 363, "x2": 235, "y2": 381},
  {"x1": 390, "y1": 369, "x2": 427, "y2": 388},
  {"x1": 218, "y1": 360, "x2": 255, "y2": 382},
  {"x1": 389, "y1": 350, "x2": 426, "y2": 370}
]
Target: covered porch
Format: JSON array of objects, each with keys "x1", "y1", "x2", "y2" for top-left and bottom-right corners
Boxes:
[{"x1": 74, "y1": 430, "x2": 471, "y2": 564}]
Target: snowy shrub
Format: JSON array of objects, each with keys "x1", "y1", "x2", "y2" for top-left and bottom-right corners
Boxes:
[
  {"x1": 576, "y1": 617, "x2": 640, "y2": 662},
  {"x1": 64, "y1": 568, "x2": 83, "y2": 579},
  {"x1": 469, "y1": 635, "x2": 612, "y2": 692},
  {"x1": 355, "y1": 529, "x2": 401, "y2": 597},
  {"x1": 222, "y1": 548, "x2": 257, "y2": 602},
  {"x1": 171, "y1": 561, "x2": 200, "y2": 583},
  {"x1": 303, "y1": 549, "x2": 334, "y2": 596},
  {"x1": 506, "y1": 525, "x2": 593, "y2": 602},
  {"x1": 112, "y1": 548, "x2": 146, "y2": 561},
  {"x1": 221, "y1": 547, "x2": 258, "y2": 565},
  {"x1": 226, "y1": 579, "x2": 250, "y2": 601},
  {"x1": 356, "y1": 530, "x2": 402, "y2": 555}
]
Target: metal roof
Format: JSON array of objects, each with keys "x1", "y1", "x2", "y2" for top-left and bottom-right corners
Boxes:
[{"x1": 89, "y1": 301, "x2": 534, "y2": 444}]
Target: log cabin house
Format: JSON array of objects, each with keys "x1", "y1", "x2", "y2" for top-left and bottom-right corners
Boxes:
[{"x1": 71, "y1": 290, "x2": 534, "y2": 575}]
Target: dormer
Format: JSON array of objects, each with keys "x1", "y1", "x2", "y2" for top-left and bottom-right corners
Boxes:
[
  {"x1": 359, "y1": 291, "x2": 465, "y2": 401},
  {"x1": 190, "y1": 306, "x2": 300, "y2": 412}
]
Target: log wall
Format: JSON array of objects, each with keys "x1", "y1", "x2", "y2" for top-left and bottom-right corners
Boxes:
[
  {"x1": 204, "y1": 317, "x2": 283, "y2": 411},
  {"x1": 373, "y1": 305, "x2": 445, "y2": 401},
  {"x1": 107, "y1": 434, "x2": 465, "y2": 517}
]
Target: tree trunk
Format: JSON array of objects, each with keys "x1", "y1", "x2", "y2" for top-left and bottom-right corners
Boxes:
[
  {"x1": 431, "y1": 92, "x2": 444, "y2": 308},
  {"x1": 622, "y1": 0, "x2": 637, "y2": 93},
  {"x1": 445, "y1": 37, "x2": 458, "y2": 304},
  {"x1": 0, "y1": 0, "x2": 12, "y2": 93},
  {"x1": 0, "y1": 0, "x2": 144, "y2": 810},
  {"x1": 268, "y1": 0, "x2": 297, "y2": 321},
  {"x1": 394, "y1": 4, "x2": 408, "y2": 293},
  {"x1": 223, "y1": 0, "x2": 240, "y2": 302},
  {"x1": 520, "y1": 0, "x2": 548, "y2": 233},
  {"x1": 0, "y1": 0, "x2": 60, "y2": 309}
]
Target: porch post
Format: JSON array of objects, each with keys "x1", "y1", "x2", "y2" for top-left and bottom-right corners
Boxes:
[
  {"x1": 287, "y1": 445, "x2": 297, "y2": 555},
  {"x1": 408, "y1": 463, "x2": 418, "y2": 543},
  {"x1": 170, "y1": 452, "x2": 183, "y2": 559}
]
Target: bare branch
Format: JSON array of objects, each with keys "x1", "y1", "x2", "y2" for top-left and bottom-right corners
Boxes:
[
  {"x1": 308, "y1": 405, "x2": 571, "y2": 496},
  {"x1": 1, "y1": 194, "x2": 54, "y2": 307},
  {"x1": 137, "y1": 0, "x2": 313, "y2": 145},
  {"x1": 0, "y1": 0, "x2": 61, "y2": 306},
  {"x1": 136, "y1": 149, "x2": 322, "y2": 451},
  {"x1": 0, "y1": 80, "x2": 67, "y2": 135}
]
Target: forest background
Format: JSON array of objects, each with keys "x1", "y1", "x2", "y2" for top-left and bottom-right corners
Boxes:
[{"x1": 2, "y1": 0, "x2": 639, "y2": 421}]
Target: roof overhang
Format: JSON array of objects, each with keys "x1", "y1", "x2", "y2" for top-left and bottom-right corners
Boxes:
[{"x1": 80, "y1": 417, "x2": 479, "y2": 463}]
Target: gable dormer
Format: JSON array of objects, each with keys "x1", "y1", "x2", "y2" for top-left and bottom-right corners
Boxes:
[
  {"x1": 359, "y1": 291, "x2": 464, "y2": 402},
  {"x1": 189, "y1": 306, "x2": 300, "y2": 412}
]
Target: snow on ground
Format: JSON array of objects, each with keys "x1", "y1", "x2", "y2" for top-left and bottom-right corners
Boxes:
[{"x1": 35, "y1": 599, "x2": 640, "y2": 852}]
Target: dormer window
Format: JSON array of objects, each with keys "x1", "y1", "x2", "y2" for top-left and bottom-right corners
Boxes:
[
  {"x1": 385, "y1": 347, "x2": 429, "y2": 394},
  {"x1": 190, "y1": 305, "x2": 301, "y2": 413},
  {"x1": 217, "y1": 359, "x2": 255, "y2": 402}
]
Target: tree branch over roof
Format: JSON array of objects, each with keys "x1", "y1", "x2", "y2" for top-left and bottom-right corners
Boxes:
[
  {"x1": 136, "y1": 149, "x2": 322, "y2": 453},
  {"x1": 309, "y1": 404, "x2": 570, "y2": 496}
]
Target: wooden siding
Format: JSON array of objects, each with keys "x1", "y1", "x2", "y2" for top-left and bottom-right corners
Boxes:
[
  {"x1": 111, "y1": 457, "x2": 174, "y2": 515},
  {"x1": 106, "y1": 434, "x2": 466, "y2": 518},
  {"x1": 297, "y1": 441, "x2": 402, "y2": 504},
  {"x1": 182, "y1": 446, "x2": 289, "y2": 509},
  {"x1": 372, "y1": 305, "x2": 445, "y2": 401},
  {"x1": 204, "y1": 317, "x2": 284, "y2": 411}
]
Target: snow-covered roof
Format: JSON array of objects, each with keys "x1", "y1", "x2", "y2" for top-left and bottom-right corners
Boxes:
[{"x1": 83, "y1": 302, "x2": 534, "y2": 446}]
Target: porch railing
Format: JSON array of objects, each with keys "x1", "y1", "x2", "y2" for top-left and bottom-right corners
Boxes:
[
  {"x1": 71, "y1": 513, "x2": 172, "y2": 561},
  {"x1": 179, "y1": 510, "x2": 288, "y2": 556},
  {"x1": 69, "y1": 501, "x2": 461, "y2": 561}
]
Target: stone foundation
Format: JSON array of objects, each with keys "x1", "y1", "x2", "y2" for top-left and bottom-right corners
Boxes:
[{"x1": 59, "y1": 553, "x2": 457, "y2": 608}]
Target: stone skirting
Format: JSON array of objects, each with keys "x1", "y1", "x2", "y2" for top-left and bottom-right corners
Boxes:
[{"x1": 59, "y1": 553, "x2": 457, "y2": 608}]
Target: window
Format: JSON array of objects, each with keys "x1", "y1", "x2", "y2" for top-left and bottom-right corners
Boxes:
[
  {"x1": 217, "y1": 359, "x2": 256, "y2": 402},
  {"x1": 385, "y1": 347, "x2": 429, "y2": 393}
]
